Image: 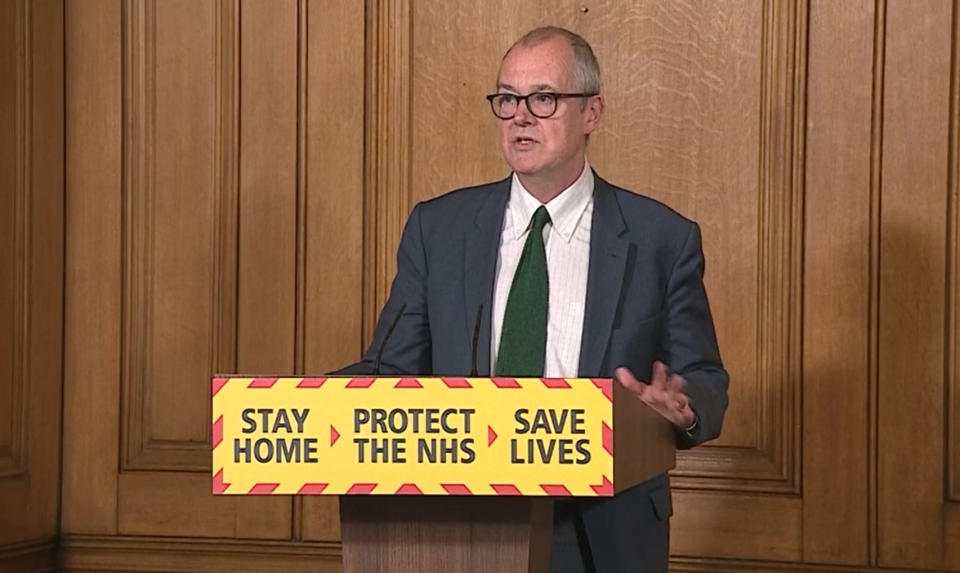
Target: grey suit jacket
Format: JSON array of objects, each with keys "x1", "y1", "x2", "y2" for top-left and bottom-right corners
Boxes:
[{"x1": 340, "y1": 172, "x2": 728, "y2": 570}]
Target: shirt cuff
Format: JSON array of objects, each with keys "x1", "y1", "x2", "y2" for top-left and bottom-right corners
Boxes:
[{"x1": 682, "y1": 411, "x2": 699, "y2": 437}]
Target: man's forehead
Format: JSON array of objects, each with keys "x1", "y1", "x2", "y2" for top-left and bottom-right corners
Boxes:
[
  {"x1": 497, "y1": 39, "x2": 575, "y2": 87},
  {"x1": 503, "y1": 37, "x2": 573, "y2": 67}
]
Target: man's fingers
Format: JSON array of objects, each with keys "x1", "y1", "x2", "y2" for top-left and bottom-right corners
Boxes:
[
  {"x1": 647, "y1": 387, "x2": 685, "y2": 411},
  {"x1": 614, "y1": 366, "x2": 645, "y2": 396},
  {"x1": 616, "y1": 364, "x2": 694, "y2": 428},
  {"x1": 667, "y1": 372, "x2": 685, "y2": 388},
  {"x1": 651, "y1": 360, "x2": 669, "y2": 386},
  {"x1": 641, "y1": 394, "x2": 691, "y2": 427}
]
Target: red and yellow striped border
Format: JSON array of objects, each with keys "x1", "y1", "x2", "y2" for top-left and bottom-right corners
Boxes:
[{"x1": 212, "y1": 376, "x2": 614, "y2": 496}]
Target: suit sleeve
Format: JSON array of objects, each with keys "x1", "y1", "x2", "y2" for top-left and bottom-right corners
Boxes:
[
  {"x1": 331, "y1": 203, "x2": 432, "y2": 375},
  {"x1": 663, "y1": 222, "x2": 729, "y2": 449}
]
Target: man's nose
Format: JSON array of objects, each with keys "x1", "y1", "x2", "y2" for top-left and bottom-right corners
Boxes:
[{"x1": 512, "y1": 98, "x2": 535, "y2": 125}]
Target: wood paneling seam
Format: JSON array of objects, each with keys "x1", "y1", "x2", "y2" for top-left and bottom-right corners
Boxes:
[
  {"x1": 363, "y1": 0, "x2": 413, "y2": 346},
  {"x1": 946, "y1": 0, "x2": 960, "y2": 504},
  {"x1": 294, "y1": 0, "x2": 307, "y2": 377},
  {"x1": 215, "y1": 0, "x2": 240, "y2": 378},
  {"x1": 867, "y1": 0, "x2": 886, "y2": 563},
  {"x1": 0, "y1": 0, "x2": 32, "y2": 479},
  {"x1": 121, "y1": 0, "x2": 160, "y2": 471},
  {"x1": 293, "y1": 0, "x2": 308, "y2": 541}
]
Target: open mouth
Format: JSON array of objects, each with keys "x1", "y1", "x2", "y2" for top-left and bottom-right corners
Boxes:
[{"x1": 513, "y1": 136, "x2": 538, "y2": 145}]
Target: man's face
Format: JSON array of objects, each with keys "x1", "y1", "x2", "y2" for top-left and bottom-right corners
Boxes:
[{"x1": 496, "y1": 37, "x2": 602, "y2": 187}]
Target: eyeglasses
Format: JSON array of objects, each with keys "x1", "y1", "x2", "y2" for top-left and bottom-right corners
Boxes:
[{"x1": 486, "y1": 91, "x2": 598, "y2": 119}]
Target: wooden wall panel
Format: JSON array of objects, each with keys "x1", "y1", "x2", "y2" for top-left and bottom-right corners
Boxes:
[
  {"x1": 0, "y1": 2, "x2": 17, "y2": 475},
  {"x1": 0, "y1": 539, "x2": 57, "y2": 573},
  {"x1": 118, "y1": 472, "x2": 290, "y2": 539},
  {"x1": 64, "y1": 0, "x2": 319, "y2": 542},
  {"x1": 588, "y1": 1, "x2": 767, "y2": 467},
  {"x1": 801, "y1": 0, "x2": 875, "y2": 564},
  {"x1": 670, "y1": 0, "x2": 803, "y2": 493},
  {"x1": 59, "y1": 536, "x2": 340, "y2": 573},
  {"x1": 121, "y1": 0, "x2": 220, "y2": 472},
  {"x1": 671, "y1": 492, "x2": 802, "y2": 561},
  {"x1": 949, "y1": 503, "x2": 960, "y2": 572},
  {"x1": 63, "y1": 0, "x2": 123, "y2": 535},
  {"x1": 235, "y1": 0, "x2": 298, "y2": 375},
  {"x1": 877, "y1": 0, "x2": 955, "y2": 569},
  {"x1": 0, "y1": 0, "x2": 63, "y2": 551},
  {"x1": 24, "y1": 0, "x2": 65, "y2": 541},
  {"x1": 404, "y1": 0, "x2": 800, "y2": 501},
  {"x1": 302, "y1": 0, "x2": 365, "y2": 409},
  {"x1": 112, "y1": 0, "x2": 294, "y2": 539},
  {"x1": 0, "y1": 0, "x2": 22, "y2": 481},
  {"x1": 58, "y1": 0, "x2": 363, "y2": 550}
]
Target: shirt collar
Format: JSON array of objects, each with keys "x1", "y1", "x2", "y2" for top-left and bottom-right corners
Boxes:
[{"x1": 508, "y1": 160, "x2": 594, "y2": 242}]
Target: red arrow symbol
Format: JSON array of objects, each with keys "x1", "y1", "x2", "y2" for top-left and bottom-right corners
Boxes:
[
  {"x1": 331, "y1": 425, "x2": 340, "y2": 446},
  {"x1": 488, "y1": 426, "x2": 498, "y2": 446}
]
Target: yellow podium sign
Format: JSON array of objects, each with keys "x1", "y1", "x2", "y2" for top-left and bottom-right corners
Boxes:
[{"x1": 212, "y1": 376, "x2": 615, "y2": 496}]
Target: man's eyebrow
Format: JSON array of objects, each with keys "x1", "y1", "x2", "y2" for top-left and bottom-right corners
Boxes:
[{"x1": 495, "y1": 82, "x2": 559, "y2": 93}]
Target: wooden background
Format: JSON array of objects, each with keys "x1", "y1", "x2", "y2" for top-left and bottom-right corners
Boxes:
[{"x1": 1, "y1": 0, "x2": 959, "y2": 571}]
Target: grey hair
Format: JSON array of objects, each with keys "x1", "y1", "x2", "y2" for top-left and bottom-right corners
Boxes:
[{"x1": 505, "y1": 26, "x2": 602, "y2": 94}]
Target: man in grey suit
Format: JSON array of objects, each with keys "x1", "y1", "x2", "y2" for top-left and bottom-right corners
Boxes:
[{"x1": 341, "y1": 26, "x2": 728, "y2": 573}]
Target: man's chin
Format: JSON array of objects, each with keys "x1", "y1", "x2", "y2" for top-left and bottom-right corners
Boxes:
[{"x1": 504, "y1": 159, "x2": 544, "y2": 176}]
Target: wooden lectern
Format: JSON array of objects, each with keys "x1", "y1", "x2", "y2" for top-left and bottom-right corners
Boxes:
[{"x1": 337, "y1": 382, "x2": 676, "y2": 573}]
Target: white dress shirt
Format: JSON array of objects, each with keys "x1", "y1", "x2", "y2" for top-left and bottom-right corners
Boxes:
[{"x1": 491, "y1": 162, "x2": 594, "y2": 378}]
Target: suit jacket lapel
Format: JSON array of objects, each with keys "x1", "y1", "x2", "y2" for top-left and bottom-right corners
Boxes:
[
  {"x1": 579, "y1": 175, "x2": 629, "y2": 377},
  {"x1": 464, "y1": 177, "x2": 510, "y2": 376}
]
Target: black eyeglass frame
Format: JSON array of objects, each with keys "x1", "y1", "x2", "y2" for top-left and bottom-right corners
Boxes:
[{"x1": 485, "y1": 91, "x2": 599, "y2": 119}]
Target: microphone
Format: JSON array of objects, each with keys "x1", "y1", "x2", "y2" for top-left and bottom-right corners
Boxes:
[
  {"x1": 374, "y1": 303, "x2": 407, "y2": 375},
  {"x1": 470, "y1": 304, "x2": 483, "y2": 377}
]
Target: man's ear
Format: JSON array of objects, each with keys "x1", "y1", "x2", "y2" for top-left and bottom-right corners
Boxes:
[{"x1": 583, "y1": 94, "x2": 605, "y2": 135}]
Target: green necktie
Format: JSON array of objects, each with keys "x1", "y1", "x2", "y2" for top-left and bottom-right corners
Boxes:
[{"x1": 496, "y1": 206, "x2": 551, "y2": 377}]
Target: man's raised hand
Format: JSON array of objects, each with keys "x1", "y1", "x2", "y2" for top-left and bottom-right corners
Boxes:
[{"x1": 614, "y1": 361, "x2": 696, "y2": 430}]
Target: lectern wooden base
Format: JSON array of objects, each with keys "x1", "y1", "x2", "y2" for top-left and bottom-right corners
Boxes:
[{"x1": 340, "y1": 496, "x2": 554, "y2": 573}]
